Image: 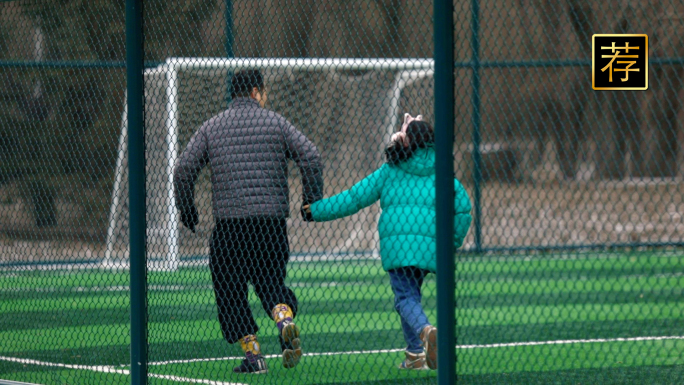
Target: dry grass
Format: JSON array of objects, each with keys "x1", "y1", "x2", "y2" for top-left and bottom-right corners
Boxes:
[{"x1": 470, "y1": 179, "x2": 684, "y2": 249}]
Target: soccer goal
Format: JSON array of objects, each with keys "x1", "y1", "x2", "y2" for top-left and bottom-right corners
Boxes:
[{"x1": 104, "y1": 58, "x2": 434, "y2": 271}]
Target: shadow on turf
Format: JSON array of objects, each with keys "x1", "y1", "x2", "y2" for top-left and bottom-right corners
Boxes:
[
  {"x1": 316, "y1": 378, "x2": 436, "y2": 385},
  {"x1": 314, "y1": 365, "x2": 684, "y2": 385},
  {"x1": 457, "y1": 365, "x2": 684, "y2": 385}
]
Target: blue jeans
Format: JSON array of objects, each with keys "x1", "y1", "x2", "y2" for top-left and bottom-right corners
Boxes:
[{"x1": 388, "y1": 266, "x2": 431, "y2": 353}]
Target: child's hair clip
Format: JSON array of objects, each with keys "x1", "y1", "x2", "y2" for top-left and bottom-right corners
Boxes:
[{"x1": 391, "y1": 113, "x2": 423, "y2": 147}]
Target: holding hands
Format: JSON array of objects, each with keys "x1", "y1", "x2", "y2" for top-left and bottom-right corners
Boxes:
[{"x1": 301, "y1": 202, "x2": 315, "y2": 222}]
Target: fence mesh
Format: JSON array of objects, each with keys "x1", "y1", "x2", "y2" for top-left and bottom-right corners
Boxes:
[
  {"x1": 1, "y1": 0, "x2": 683, "y2": 384},
  {"x1": 0, "y1": 1, "x2": 129, "y2": 385}
]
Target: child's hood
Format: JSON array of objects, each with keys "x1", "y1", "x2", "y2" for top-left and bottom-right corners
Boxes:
[{"x1": 397, "y1": 146, "x2": 435, "y2": 176}]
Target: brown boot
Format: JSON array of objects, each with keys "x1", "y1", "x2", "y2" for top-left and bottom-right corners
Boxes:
[
  {"x1": 420, "y1": 325, "x2": 438, "y2": 369},
  {"x1": 398, "y1": 350, "x2": 427, "y2": 370}
]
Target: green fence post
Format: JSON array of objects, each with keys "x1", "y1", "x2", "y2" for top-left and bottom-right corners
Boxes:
[
  {"x1": 434, "y1": 0, "x2": 456, "y2": 384},
  {"x1": 225, "y1": 0, "x2": 233, "y2": 107},
  {"x1": 225, "y1": 0, "x2": 234, "y2": 57},
  {"x1": 470, "y1": 0, "x2": 482, "y2": 253},
  {"x1": 126, "y1": 0, "x2": 147, "y2": 384}
]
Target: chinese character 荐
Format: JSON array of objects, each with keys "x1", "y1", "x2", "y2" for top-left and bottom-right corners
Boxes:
[{"x1": 601, "y1": 41, "x2": 640, "y2": 82}]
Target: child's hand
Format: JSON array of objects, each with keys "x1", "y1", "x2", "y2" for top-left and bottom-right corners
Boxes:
[{"x1": 303, "y1": 204, "x2": 311, "y2": 214}]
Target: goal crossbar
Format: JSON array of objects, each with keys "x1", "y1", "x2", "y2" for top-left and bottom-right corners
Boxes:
[{"x1": 167, "y1": 57, "x2": 433, "y2": 71}]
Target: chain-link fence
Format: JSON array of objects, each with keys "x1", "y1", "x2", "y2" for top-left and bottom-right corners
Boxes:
[{"x1": 1, "y1": 0, "x2": 683, "y2": 384}]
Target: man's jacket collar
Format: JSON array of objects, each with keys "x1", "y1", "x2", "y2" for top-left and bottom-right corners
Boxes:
[{"x1": 230, "y1": 97, "x2": 260, "y2": 109}]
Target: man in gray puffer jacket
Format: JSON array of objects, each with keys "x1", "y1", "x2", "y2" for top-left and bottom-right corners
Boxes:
[{"x1": 174, "y1": 69, "x2": 323, "y2": 374}]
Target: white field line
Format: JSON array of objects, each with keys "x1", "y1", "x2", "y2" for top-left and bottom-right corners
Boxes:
[
  {"x1": 0, "y1": 355, "x2": 127, "y2": 374},
  {"x1": 3, "y1": 249, "x2": 683, "y2": 273},
  {"x1": 2, "y1": 285, "x2": 214, "y2": 293},
  {"x1": 1, "y1": 281, "x2": 369, "y2": 293},
  {"x1": 147, "y1": 348, "x2": 407, "y2": 366},
  {"x1": 147, "y1": 335, "x2": 684, "y2": 366},
  {"x1": 2, "y1": 336, "x2": 682, "y2": 382},
  {"x1": 0, "y1": 253, "x2": 380, "y2": 272},
  {"x1": 4, "y1": 269, "x2": 684, "y2": 293},
  {"x1": 0, "y1": 355, "x2": 246, "y2": 385},
  {"x1": 458, "y1": 335, "x2": 684, "y2": 349},
  {"x1": 146, "y1": 374, "x2": 246, "y2": 385}
]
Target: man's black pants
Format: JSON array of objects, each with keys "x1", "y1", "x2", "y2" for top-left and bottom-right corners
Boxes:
[{"x1": 210, "y1": 218, "x2": 298, "y2": 346}]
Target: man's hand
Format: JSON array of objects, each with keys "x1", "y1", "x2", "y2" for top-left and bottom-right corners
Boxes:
[
  {"x1": 180, "y1": 206, "x2": 199, "y2": 233},
  {"x1": 301, "y1": 203, "x2": 314, "y2": 222}
]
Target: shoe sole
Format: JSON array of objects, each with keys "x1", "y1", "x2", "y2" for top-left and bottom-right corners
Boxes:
[
  {"x1": 282, "y1": 337, "x2": 302, "y2": 369},
  {"x1": 233, "y1": 364, "x2": 268, "y2": 374},
  {"x1": 282, "y1": 322, "x2": 300, "y2": 344},
  {"x1": 246, "y1": 369, "x2": 268, "y2": 374},
  {"x1": 424, "y1": 327, "x2": 438, "y2": 370},
  {"x1": 398, "y1": 363, "x2": 429, "y2": 370}
]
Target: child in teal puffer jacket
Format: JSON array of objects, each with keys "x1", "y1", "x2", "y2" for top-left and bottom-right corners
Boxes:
[{"x1": 304, "y1": 114, "x2": 472, "y2": 370}]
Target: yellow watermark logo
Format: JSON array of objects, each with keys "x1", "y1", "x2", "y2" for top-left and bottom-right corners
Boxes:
[{"x1": 592, "y1": 34, "x2": 648, "y2": 90}]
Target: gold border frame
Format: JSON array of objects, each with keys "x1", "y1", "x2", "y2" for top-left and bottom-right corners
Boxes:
[{"x1": 592, "y1": 34, "x2": 648, "y2": 91}]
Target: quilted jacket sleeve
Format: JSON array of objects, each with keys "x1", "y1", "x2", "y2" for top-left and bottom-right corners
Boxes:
[
  {"x1": 309, "y1": 165, "x2": 386, "y2": 222},
  {"x1": 174, "y1": 125, "x2": 209, "y2": 216},
  {"x1": 282, "y1": 120, "x2": 324, "y2": 205}
]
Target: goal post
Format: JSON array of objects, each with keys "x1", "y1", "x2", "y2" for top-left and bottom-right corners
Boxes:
[{"x1": 105, "y1": 58, "x2": 434, "y2": 271}]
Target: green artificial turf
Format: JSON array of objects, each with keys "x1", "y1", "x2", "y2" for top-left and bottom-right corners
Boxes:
[{"x1": 0, "y1": 251, "x2": 682, "y2": 384}]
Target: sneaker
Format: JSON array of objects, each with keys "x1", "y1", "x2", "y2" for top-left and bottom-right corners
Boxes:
[
  {"x1": 280, "y1": 319, "x2": 300, "y2": 344},
  {"x1": 420, "y1": 325, "x2": 438, "y2": 370},
  {"x1": 274, "y1": 305, "x2": 302, "y2": 369},
  {"x1": 233, "y1": 356, "x2": 268, "y2": 374},
  {"x1": 282, "y1": 337, "x2": 302, "y2": 369},
  {"x1": 398, "y1": 351, "x2": 427, "y2": 370}
]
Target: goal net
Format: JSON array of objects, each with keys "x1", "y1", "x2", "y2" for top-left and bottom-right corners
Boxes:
[{"x1": 105, "y1": 58, "x2": 433, "y2": 271}]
